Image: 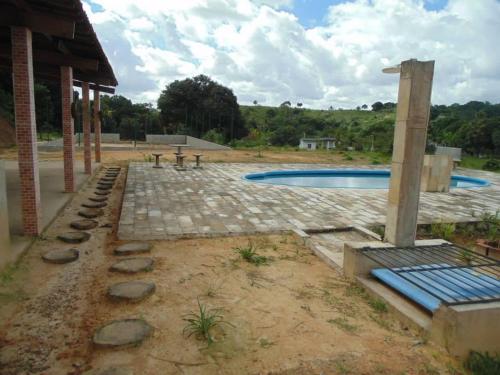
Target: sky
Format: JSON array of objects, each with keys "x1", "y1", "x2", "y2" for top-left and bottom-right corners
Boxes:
[{"x1": 83, "y1": 0, "x2": 500, "y2": 109}]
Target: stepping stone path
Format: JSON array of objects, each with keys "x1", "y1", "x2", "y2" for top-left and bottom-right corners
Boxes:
[
  {"x1": 82, "y1": 201, "x2": 107, "y2": 209},
  {"x1": 98, "y1": 180, "x2": 114, "y2": 185},
  {"x1": 42, "y1": 248, "x2": 79, "y2": 264},
  {"x1": 110, "y1": 258, "x2": 154, "y2": 273},
  {"x1": 92, "y1": 319, "x2": 153, "y2": 348},
  {"x1": 57, "y1": 231, "x2": 91, "y2": 244},
  {"x1": 100, "y1": 177, "x2": 116, "y2": 182},
  {"x1": 107, "y1": 281, "x2": 156, "y2": 302},
  {"x1": 79, "y1": 208, "x2": 104, "y2": 218},
  {"x1": 94, "y1": 190, "x2": 111, "y2": 196},
  {"x1": 70, "y1": 219, "x2": 98, "y2": 230},
  {"x1": 114, "y1": 242, "x2": 152, "y2": 256},
  {"x1": 89, "y1": 196, "x2": 108, "y2": 202},
  {"x1": 83, "y1": 367, "x2": 133, "y2": 375},
  {"x1": 96, "y1": 185, "x2": 112, "y2": 191}
]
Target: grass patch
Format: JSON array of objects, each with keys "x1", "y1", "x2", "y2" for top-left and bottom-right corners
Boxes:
[
  {"x1": 368, "y1": 298, "x2": 388, "y2": 313},
  {"x1": 464, "y1": 351, "x2": 500, "y2": 375},
  {"x1": 430, "y1": 222, "x2": 456, "y2": 241},
  {"x1": 327, "y1": 317, "x2": 359, "y2": 333},
  {"x1": 183, "y1": 298, "x2": 230, "y2": 345},
  {"x1": 234, "y1": 242, "x2": 269, "y2": 266}
]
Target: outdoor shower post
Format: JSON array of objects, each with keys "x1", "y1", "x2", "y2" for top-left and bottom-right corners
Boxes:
[{"x1": 384, "y1": 59, "x2": 435, "y2": 246}]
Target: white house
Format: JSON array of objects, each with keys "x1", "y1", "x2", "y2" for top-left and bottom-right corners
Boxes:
[{"x1": 299, "y1": 137, "x2": 336, "y2": 151}]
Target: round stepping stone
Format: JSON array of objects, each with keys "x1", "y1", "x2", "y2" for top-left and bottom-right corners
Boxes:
[
  {"x1": 105, "y1": 174, "x2": 119, "y2": 178},
  {"x1": 107, "y1": 281, "x2": 156, "y2": 302},
  {"x1": 70, "y1": 219, "x2": 98, "y2": 230},
  {"x1": 94, "y1": 190, "x2": 111, "y2": 196},
  {"x1": 57, "y1": 231, "x2": 91, "y2": 244},
  {"x1": 98, "y1": 179, "x2": 114, "y2": 185},
  {"x1": 42, "y1": 248, "x2": 79, "y2": 264},
  {"x1": 82, "y1": 201, "x2": 107, "y2": 209},
  {"x1": 114, "y1": 242, "x2": 152, "y2": 256},
  {"x1": 100, "y1": 177, "x2": 116, "y2": 182},
  {"x1": 96, "y1": 185, "x2": 112, "y2": 191},
  {"x1": 92, "y1": 319, "x2": 153, "y2": 348},
  {"x1": 110, "y1": 258, "x2": 154, "y2": 273},
  {"x1": 79, "y1": 208, "x2": 104, "y2": 218},
  {"x1": 89, "y1": 196, "x2": 108, "y2": 202},
  {"x1": 83, "y1": 367, "x2": 133, "y2": 375}
]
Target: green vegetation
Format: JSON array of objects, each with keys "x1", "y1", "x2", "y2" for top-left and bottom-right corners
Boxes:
[
  {"x1": 430, "y1": 222, "x2": 456, "y2": 241},
  {"x1": 182, "y1": 298, "x2": 229, "y2": 345},
  {"x1": 234, "y1": 242, "x2": 269, "y2": 265},
  {"x1": 464, "y1": 351, "x2": 500, "y2": 375},
  {"x1": 327, "y1": 317, "x2": 359, "y2": 333}
]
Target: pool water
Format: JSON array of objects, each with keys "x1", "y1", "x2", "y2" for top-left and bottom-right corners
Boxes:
[{"x1": 244, "y1": 170, "x2": 490, "y2": 189}]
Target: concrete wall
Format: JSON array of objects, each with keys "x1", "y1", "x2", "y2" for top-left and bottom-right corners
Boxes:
[
  {"x1": 436, "y1": 146, "x2": 462, "y2": 162},
  {"x1": 75, "y1": 133, "x2": 120, "y2": 143},
  {"x1": 421, "y1": 155, "x2": 453, "y2": 192},
  {"x1": 0, "y1": 161, "x2": 11, "y2": 269},
  {"x1": 146, "y1": 134, "x2": 187, "y2": 144},
  {"x1": 185, "y1": 136, "x2": 231, "y2": 150}
]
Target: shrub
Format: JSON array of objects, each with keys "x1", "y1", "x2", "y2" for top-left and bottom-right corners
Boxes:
[
  {"x1": 482, "y1": 159, "x2": 500, "y2": 171},
  {"x1": 183, "y1": 299, "x2": 229, "y2": 345},
  {"x1": 430, "y1": 222, "x2": 456, "y2": 241},
  {"x1": 464, "y1": 351, "x2": 500, "y2": 375},
  {"x1": 234, "y1": 242, "x2": 269, "y2": 265}
]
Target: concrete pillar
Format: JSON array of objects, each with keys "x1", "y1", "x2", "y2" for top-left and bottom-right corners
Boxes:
[
  {"x1": 0, "y1": 161, "x2": 11, "y2": 269},
  {"x1": 61, "y1": 66, "x2": 75, "y2": 192},
  {"x1": 11, "y1": 26, "x2": 41, "y2": 236},
  {"x1": 82, "y1": 81, "x2": 91, "y2": 174},
  {"x1": 385, "y1": 59, "x2": 435, "y2": 246},
  {"x1": 93, "y1": 89, "x2": 101, "y2": 162}
]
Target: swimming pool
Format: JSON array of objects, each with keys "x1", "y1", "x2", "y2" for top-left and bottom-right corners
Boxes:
[{"x1": 244, "y1": 169, "x2": 490, "y2": 189}]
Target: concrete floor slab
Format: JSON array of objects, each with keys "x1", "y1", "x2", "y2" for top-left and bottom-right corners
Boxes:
[
  {"x1": 118, "y1": 162, "x2": 500, "y2": 240},
  {"x1": 5, "y1": 160, "x2": 99, "y2": 235}
]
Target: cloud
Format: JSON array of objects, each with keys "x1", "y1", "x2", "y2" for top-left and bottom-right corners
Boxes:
[{"x1": 84, "y1": 0, "x2": 500, "y2": 108}]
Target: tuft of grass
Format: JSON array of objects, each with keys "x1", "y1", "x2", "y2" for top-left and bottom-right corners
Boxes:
[
  {"x1": 205, "y1": 279, "x2": 224, "y2": 298},
  {"x1": 234, "y1": 242, "x2": 269, "y2": 266},
  {"x1": 327, "y1": 317, "x2": 359, "y2": 333},
  {"x1": 464, "y1": 351, "x2": 500, "y2": 375},
  {"x1": 182, "y1": 298, "x2": 230, "y2": 345},
  {"x1": 259, "y1": 337, "x2": 275, "y2": 349},
  {"x1": 430, "y1": 222, "x2": 456, "y2": 241},
  {"x1": 369, "y1": 298, "x2": 388, "y2": 313}
]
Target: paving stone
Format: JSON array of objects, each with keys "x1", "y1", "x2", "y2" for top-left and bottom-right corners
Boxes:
[
  {"x1": 83, "y1": 367, "x2": 133, "y2": 375},
  {"x1": 42, "y1": 248, "x2": 79, "y2": 264},
  {"x1": 109, "y1": 258, "x2": 154, "y2": 273},
  {"x1": 98, "y1": 181, "x2": 114, "y2": 187},
  {"x1": 70, "y1": 219, "x2": 98, "y2": 230},
  {"x1": 89, "y1": 196, "x2": 108, "y2": 202},
  {"x1": 79, "y1": 208, "x2": 104, "y2": 218},
  {"x1": 96, "y1": 185, "x2": 112, "y2": 191},
  {"x1": 99, "y1": 179, "x2": 115, "y2": 185},
  {"x1": 107, "y1": 281, "x2": 156, "y2": 302},
  {"x1": 105, "y1": 174, "x2": 119, "y2": 178},
  {"x1": 57, "y1": 231, "x2": 91, "y2": 243},
  {"x1": 82, "y1": 201, "x2": 107, "y2": 209},
  {"x1": 95, "y1": 190, "x2": 111, "y2": 196},
  {"x1": 101, "y1": 176, "x2": 116, "y2": 181},
  {"x1": 114, "y1": 242, "x2": 152, "y2": 256},
  {"x1": 92, "y1": 319, "x2": 152, "y2": 348}
]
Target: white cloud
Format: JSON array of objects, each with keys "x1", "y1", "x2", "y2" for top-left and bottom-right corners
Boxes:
[{"x1": 84, "y1": 0, "x2": 500, "y2": 108}]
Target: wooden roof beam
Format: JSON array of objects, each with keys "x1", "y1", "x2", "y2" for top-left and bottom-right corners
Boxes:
[
  {"x1": 0, "y1": 44, "x2": 98, "y2": 71},
  {"x1": 73, "y1": 81, "x2": 115, "y2": 94},
  {"x1": 0, "y1": 4, "x2": 76, "y2": 39}
]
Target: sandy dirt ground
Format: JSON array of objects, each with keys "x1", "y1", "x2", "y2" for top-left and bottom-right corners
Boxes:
[
  {"x1": 0, "y1": 155, "x2": 464, "y2": 374},
  {"x1": 0, "y1": 146, "x2": 385, "y2": 165}
]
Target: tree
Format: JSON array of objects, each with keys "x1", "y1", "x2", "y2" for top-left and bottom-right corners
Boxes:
[
  {"x1": 253, "y1": 100, "x2": 258, "y2": 106},
  {"x1": 280, "y1": 101, "x2": 291, "y2": 107},
  {"x1": 361, "y1": 104, "x2": 368, "y2": 110},
  {"x1": 297, "y1": 102, "x2": 303, "y2": 108},
  {"x1": 157, "y1": 75, "x2": 246, "y2": 141},
  {"x1": 371, "y1": 101, "x2": 384, "y2": 111}
]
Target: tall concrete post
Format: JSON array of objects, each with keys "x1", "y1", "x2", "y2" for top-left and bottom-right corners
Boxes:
[
  {"x1": 384, "y1": 59, "x2": 435, "y2": 246},
  {"x1": 93, "y1": 89, "x2": 101, "y2": 162}
]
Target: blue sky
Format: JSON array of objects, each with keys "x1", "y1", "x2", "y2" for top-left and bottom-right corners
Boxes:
[
  {"x1": 292, "y1": 0, "x2": 449, "y2": 27},
  {"x1": 85, "y1": 0, "x2": 500, "y2": 108}
]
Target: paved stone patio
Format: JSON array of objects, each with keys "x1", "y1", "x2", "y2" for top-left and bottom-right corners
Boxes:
[{"x1": 118, "y1": 163, "x2": 500, "y2": 240}]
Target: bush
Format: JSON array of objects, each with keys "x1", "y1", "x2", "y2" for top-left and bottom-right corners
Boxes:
[
  {"x1": 203, "y1": 129, "x2": 225, "y2": 145},
  {"x1": 464, "y1": 351, "x2": 500, "y2": 375},
  {"x1": 482, "y1": 159, "x2": 500, "y2": 171}
]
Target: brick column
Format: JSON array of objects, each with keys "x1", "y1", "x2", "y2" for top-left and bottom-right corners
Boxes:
[
  {"x1": 385, "y1": 59, "x2": 435, "y2": 246},
  {"x1": 82, "y1": 81, "x2": 91, "y2": 174},
  {"x1": 93, "y1": 89, "x2": 101, "y2": 162},
  {"x1": 11, "y1": 27, "x2": 41, "y2": 236},
  {"x1": 61, "y1": 66, "x2": 75, "y2": 192}
]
